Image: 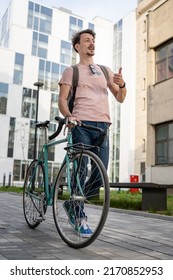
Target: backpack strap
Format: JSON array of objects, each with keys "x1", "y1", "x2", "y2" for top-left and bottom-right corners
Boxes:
[
  {"x1": 97, "y1": 64, "x2": 109, "y2": 84},
  {"x1": 71, "y1": 64, "x2": 79, "y2": 106},
  {"x1": 68, "y1": 65, "x2": 79, "y2": 113},
  {"x1": 72, "y1": 65, "x2": 79, "y2": 88}
]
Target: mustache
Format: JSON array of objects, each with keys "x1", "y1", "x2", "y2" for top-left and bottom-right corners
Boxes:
[{"x1": 88, "y1": 45, "x2": 95, "y2": 50}]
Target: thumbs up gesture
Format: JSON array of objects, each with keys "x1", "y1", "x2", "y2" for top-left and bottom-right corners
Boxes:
[
  {"x1": 113, "y1": 67, "x2": 125, "y2": 88},
  {"x1": 118, "y1": 67, "x2": 122, "y2": 75}
]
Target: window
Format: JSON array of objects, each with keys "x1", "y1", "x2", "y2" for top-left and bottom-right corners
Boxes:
[
  {"x1": 32, "y1": 31, "x2": 48, "y2": 59},
  {"x1": 156, "y1": 40, "x2": 173, "y2": 83},
  {"x1": 50, "y1": 93, "x2": 59, "y2": 120},
  {"x1": 51, "y1": 63, "x2": 59, "y2": 91},
  {"x1": 156, "y1": 122, "x2": 173, "y2": 164},
  {"x1": 69, "y1": 16, "x2": 83, "y2": 41},
  {"x1": 69, "y1": 16, "x2": 83, "y2": 64},
  {"x1": 0, "y1": 82, "x2": 8, "y2": 114},
  {"x1": 21, "y1": 87, "x2": 37, "y2": 119},
  {"x1": 60, "y1": 64, "x2": 67, "y2": 75},
  {"x1": 28, "y1": 1, "x2": 52, "y2": 59},
  {"x1": 13, "y1": 160, "x2": 20, "y2": 181},
  {"x1": 140, "y1": 162, "x2": 145, "y2": 182},
  {"x1": 27, "y1": 1, "x2": 52, "y2": 35},
  {"x1": 0, "y1": 5, "x2": 10, "y2": 47},
  {"x1": 113, "y1": 19, "x2": 122, "y2": 72},
  {"x1": 13, "y1": 53, "x2": 24, "y2": 84},
  {"x1": 38, "y1": 59, "x2": 59, "y2": 91},
  {"x1": 44, "y1": 60, "x2": 51, "y2": 90},
  {"x1": 60, "y1": 40, "x2": 71, "y2": 65},
  {"x1": 7, "y1": 117, "x2": 15, "y2": 157},
  {"x1": 88, "y1": 23, "x2": 94, "y2": 30},
  {"x1": 13, "y1": 160, "x2": 29, "y2": 181},
  {"x1": 28, "y1": 120, "x2": 35, "y2": 159}
]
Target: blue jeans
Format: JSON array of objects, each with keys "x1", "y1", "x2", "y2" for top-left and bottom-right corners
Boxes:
[
  {"x1": 71, "y1": 121, "x2": 109, "y2": 218},
  {"x1": 71, "y1": 121, "x2": 109, "y2": 169}
]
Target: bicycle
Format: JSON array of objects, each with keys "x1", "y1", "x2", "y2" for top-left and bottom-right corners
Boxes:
[{"x1": 23, "y1": 116, "x2": 110, "y2": 249}]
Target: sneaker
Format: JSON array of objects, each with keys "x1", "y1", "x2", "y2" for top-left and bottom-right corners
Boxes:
[
  {"x1": 75, "y1": 218, "x2": 92, "y2": 238},
  {"x1": 63, "y1": 200, "x2": 76, "y2": 227}
]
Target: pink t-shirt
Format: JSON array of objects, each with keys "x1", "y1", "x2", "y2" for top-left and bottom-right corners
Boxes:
[{"x1": 59, "y1": 63, "x2": 113, "y2": 123}]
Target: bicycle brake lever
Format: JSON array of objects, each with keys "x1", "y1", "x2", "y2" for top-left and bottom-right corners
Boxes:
[{"x1": 69, "y1": 120, "x2": 78, "y2": 126}]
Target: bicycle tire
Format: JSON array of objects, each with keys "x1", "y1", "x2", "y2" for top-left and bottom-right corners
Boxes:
[
  {"x1": 23, "y1": 160, "x2": 47, "y2": 229},
  {"x1": 53, "y1": 150, "x2": 110, "y2": 249}
]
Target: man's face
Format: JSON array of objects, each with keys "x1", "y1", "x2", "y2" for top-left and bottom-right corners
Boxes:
[{"x1": 76, "y1": 33, "x2": 95, "y2": 57}]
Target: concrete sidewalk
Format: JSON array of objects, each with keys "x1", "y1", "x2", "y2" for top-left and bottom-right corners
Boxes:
[{"x1": 0, "y1": 192, "x2": 173, "y2": 260}]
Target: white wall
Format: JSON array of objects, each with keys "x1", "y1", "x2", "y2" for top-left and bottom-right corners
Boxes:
[
  {"x1": 0, "y1": 48, "x2": 14, "y2": 84},
  {"x1": 7, "y1": 84, "x2": 23, "y2": 118},
  {"x1": 0, "y1": 158, "x2": 13, "y2": 185},
  {"x1": 119, "y1": 11, "x2": 136, "y2": 182},
  {"x1": 23, "y1": 55, "x2": 39, "y2": 88},
  {"x1": 93, "y1": 17, "x2": 113, "y2": 66},
  {"x1": 146, "y1": 166, "x2": 173, "y2": 185}
]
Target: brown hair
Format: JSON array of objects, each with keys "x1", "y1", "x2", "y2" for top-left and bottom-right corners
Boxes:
[{"x1": 72, "y1": 29, "x2": 96, "y2": 53}]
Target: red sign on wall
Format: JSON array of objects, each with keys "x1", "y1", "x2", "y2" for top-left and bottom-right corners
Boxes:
[
  {"x1": 130, "y1": 175, "x2": 139, "y2": 183},
  {"x1": 130, "y1": 175, "x2": 139, "y2": 193}
]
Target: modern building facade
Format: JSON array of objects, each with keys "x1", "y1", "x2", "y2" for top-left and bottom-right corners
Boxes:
[
  {"x1": 0, "y1": 0, "x2": 136, "y2": 186},
  {"x1": 110, "y1": 11, "x2": 136, "y2": 182},
  {"x1": 136, "y1": 0, "x2": 173, "y2": 184}
]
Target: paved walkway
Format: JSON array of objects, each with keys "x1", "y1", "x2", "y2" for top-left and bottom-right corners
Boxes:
[{"x1": 0, "y1": 192, "x2": 173, "y2": 260}]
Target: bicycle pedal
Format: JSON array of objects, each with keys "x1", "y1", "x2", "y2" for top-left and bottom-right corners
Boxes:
[{"x1": 36, "y1": 215, "x2": 46, "y2": 222}]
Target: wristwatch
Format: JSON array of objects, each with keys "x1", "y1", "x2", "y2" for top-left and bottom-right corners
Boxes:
[{"x1": 119, "y1": 82, "x2": 126, "y2": 88}]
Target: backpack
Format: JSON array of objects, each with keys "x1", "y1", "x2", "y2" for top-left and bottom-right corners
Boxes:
[{"x1": 67, "y1": 64, "x2": 109, "y2": 113}]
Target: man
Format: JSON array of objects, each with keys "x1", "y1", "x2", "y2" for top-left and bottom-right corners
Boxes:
[{"x1": 58, "y1": 29, "x2": 126, "y2": 237}]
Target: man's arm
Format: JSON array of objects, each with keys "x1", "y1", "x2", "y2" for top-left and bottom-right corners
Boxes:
[
  {"x1": 108, "y1": 67, "x2": 127, "y2": 103},
  {"x1": 58, "y1": 84, "x2": 72, "y2": 117}
]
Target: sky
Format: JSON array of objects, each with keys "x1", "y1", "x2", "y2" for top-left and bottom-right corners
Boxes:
[{"x1": 0, "y1": 0, "x2": 137, "y2": 23}]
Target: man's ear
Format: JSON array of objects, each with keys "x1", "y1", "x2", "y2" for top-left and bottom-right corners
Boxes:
[{"x1": 75, "y1": 43, "x2": 79, "y2": 53}]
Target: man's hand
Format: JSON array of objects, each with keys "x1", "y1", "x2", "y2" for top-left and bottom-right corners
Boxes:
[
  {"x1": 66, "y1": 115, "x2": 81, "y2": 128},
  {"x1": 113, "y1": 67, "x2": 125, "y2": 88}
]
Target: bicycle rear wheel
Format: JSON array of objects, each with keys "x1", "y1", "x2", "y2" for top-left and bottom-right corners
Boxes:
[
  {"x1": 53, "y1": 149, "x2": 110, "y2": 249},
  {"x1": 23, "y1": 160, "x2": 47, "y2": 229}
]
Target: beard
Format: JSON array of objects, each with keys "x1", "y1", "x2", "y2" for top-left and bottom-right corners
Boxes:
[{"x1": 86, "y1": 50, "x2": 95, "y2": 56}]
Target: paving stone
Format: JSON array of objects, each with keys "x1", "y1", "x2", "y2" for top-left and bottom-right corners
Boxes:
[{"x1": 0, "y1": 192, "x2": 173, "y2": 260}]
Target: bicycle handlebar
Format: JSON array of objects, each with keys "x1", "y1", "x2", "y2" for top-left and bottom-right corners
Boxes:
[
  {"x1": 48, "y1": 117, "x2": 66, "y2": 140},
  {"x1": 48, "y1": 116, "x2": 106, "y2": 144}
]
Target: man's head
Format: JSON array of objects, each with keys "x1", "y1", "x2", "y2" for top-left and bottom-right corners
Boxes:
[{"x1": 72, "y1": 29, "x2": 96, "y2": 55}]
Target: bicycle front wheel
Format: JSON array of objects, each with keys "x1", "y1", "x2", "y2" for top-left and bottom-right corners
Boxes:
[
  {"x1": 53, "y1": 150, "x2": 110, "y2": 249},
  {"x1": 23, "y1": 160, "x2": 47, "y2": 229}
]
